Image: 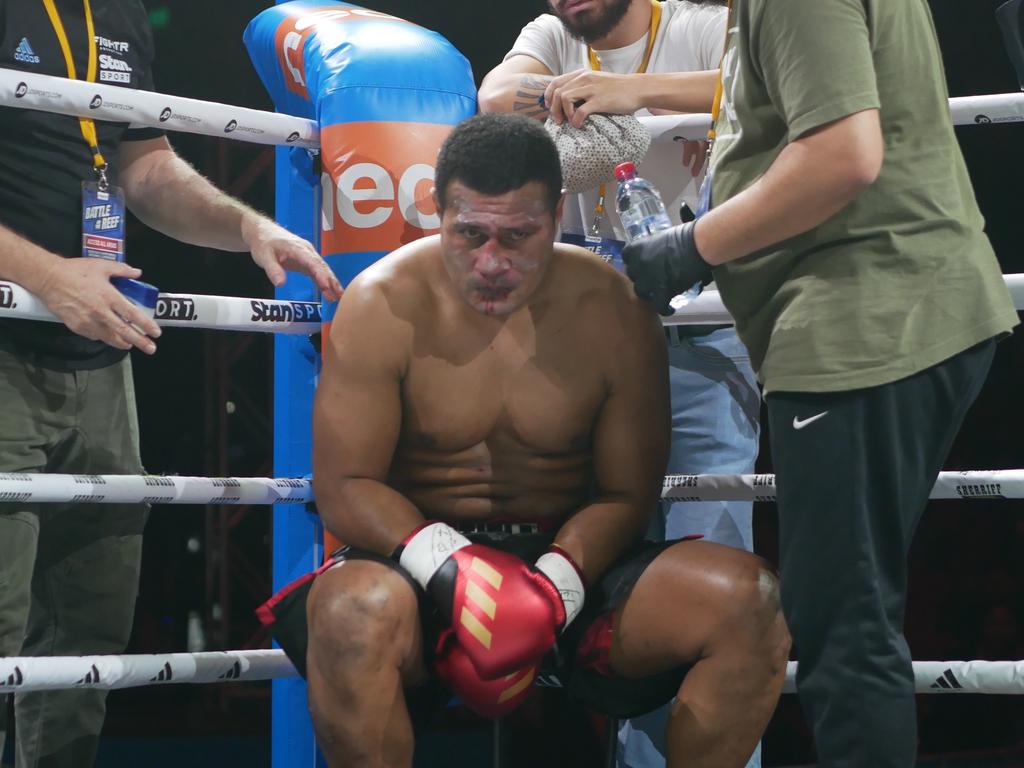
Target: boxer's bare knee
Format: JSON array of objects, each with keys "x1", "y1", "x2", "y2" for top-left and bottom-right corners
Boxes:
[
  {"x1": 718, "y1": 555, "x2": 790, "y2": 665},
  {"x1": 753, "y1": 564, "x2": 789, "y2": 658},
  {"x1": 308, "y1": 560, "x2": 421, "y2": 677},
  {"x1": 306, "y1": 561, "x2": 420, "y2": 767}
]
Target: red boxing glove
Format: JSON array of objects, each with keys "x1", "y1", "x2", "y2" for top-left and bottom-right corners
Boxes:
[
  {"x1": 433, "y1": 628, "x2": 538, "y2": 718},
  {"x1": 398, "y1": 522, "x2": 579, "y2": 679}
]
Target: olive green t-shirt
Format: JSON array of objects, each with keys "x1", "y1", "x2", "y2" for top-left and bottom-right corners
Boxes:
[{"x1": 708, "y1": 0, "x2": 1017, "y2": 393}]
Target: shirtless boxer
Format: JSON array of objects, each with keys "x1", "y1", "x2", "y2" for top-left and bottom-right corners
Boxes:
[{"x1": 260, "y1": 113, "x2": 789, "y2": 768}]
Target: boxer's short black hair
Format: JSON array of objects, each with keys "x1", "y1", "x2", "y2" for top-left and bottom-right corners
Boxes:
[{"x1": 435, "y1": 113, "x2": 562, "y2": 214}]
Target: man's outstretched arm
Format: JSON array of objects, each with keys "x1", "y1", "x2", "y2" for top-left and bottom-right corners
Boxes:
[
  {"x1": 624, "y1": 109, "x2": 883, "y2": 314},
  {"x1": 118, "y1": 136, "x2": 341, "y2": 300}
]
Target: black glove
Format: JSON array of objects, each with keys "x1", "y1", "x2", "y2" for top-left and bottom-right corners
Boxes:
[{"x1": 621, "y1": 222, "x2": 713, "y2": 316}]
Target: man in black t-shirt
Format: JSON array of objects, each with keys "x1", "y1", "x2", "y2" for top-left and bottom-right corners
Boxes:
[{"x1": 0, "y1": 3, "x2": 341, "y2": 765}]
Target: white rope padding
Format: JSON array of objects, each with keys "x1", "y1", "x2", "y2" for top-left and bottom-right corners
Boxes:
[
  {"x1": 0, "y1": 650, "x2": 297, "y2": 693},
  {"x1": 642, "y1": 92, "x2": 1024, "y2": 141},
  {"x1": 663, "y1": 286, "x2": 732, "y2": 326},
  {"x1": 1, "y1": 68, "x2": 1020, "y2": 150},
  {"x1": 0, "y1": 473, "x2": 312, "y2": 505},
  {"x1": 783, "y1": 660, "x2": 1024, "y2": 695},
  {"x1": 0, "y1": 470, "x2": 1019, "y2": 505},
  {"x1": 662, "y1": 274, "x2": 1024, "y2": 326},
  {"x1": 0, "y1": 281, "x2": 321, "y2": 334},
  {"x1": 3, "y1": 650, "x2": 1019, "y2": 694},
  {"x1": 0, "y1": 68, "x2": 317, "y2": 149},
  {"x1": 663, "y1": 470, "x2": 1024, "y2": 501},
  {"x1": 2, "y1": 275, "x2": 1020, "y2": 331}
]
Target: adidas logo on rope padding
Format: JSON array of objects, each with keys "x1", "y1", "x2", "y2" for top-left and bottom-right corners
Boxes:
[{"x1": 930, "y1": 668, "x2": 964, "y2": 690}]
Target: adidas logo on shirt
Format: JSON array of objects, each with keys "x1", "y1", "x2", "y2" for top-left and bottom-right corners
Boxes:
[{"x1": 14, "y1": 38, "x2": 40, "y2": 65}]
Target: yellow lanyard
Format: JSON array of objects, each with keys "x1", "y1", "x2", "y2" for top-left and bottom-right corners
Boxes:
[
  {"x1": 587, "y1": 0, "x2": 662, "y2": 75},
  {"x1": 707, "y1": 0, "x2": 733, "y2": 145},
  {"x1": 588, "y1": 0, "x2": 662, "y2": 235},
  {"x1": 41, "y1": 0, "x2": 107, "y2": 175}
]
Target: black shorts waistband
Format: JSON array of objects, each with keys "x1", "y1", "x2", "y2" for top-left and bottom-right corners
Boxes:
[{"x1": 454, "y1": 522, "x2": 541, "y2": 535}]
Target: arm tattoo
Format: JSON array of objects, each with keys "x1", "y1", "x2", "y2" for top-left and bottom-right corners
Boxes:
[
  {"x1": 513, "y1": 90, "x2": 548, "y2": 117},
  {"x1": 512, "y1": 74, "x2": 552, "y2": 118}
]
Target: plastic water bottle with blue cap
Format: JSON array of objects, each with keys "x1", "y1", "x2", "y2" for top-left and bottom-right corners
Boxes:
[{"x1": 614, "y1": 161, "x2": 702, "y2": 308}]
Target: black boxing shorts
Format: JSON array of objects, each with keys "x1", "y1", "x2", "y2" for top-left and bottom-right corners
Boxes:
[{"x1": 257, "y1": 531, "x2": 695, "y2": 720}]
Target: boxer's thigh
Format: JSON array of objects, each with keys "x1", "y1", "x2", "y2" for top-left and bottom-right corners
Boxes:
[{"x1": 609, "y1": 540, "x2": 770, "y2": 677}]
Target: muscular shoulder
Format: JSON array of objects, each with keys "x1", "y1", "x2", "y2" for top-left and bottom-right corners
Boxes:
[
  {"x1": 332, "y1": 236, "x2": 442, "y2": 347},
  {"x1": 547, "y1": 244, "x2": 661, "y2": 341}
]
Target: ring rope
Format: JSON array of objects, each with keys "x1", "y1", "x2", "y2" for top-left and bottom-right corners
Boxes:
[
  {"x1": 1, "y1": 67, "x2": 1020, "y2": 149},
  {"x1": 0, "y1": 67, "x2": 317, "y2": 148},
  {"x1": 0, "y1": 281, "x2": 321, "y2": 334},
  {"x1": 0, "y1": 473, "x2": 312, "y2": 505},
  {"x1": 2, "y1": 650, "x2": 1020, "y2": 695},
  {"x1": 0, "y1": 470, "x2": 1020, "y2": 505},
  {"x1": 0, "y1": 650, "x2": 297, "y2": 693},
  {"x1": 783, "y1": 660, "x2": 1024, "y2": 695},
  {"x1": 641, "y1": 92, "x2": 1024, "y2": 141},
  {"x1": 662, "y1": 275, "x2": 1024, "y2": 326},
  {"x1": 662, "y1": 469, "x2": 1024, "y2": 502},
  {"x1": 2, "y1": 276, "x2": 1022, "y2": 331}
]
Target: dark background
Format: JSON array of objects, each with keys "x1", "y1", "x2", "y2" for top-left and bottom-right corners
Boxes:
[{"x1": 59, "y1": 0, "x2": 1024, "y2": 765}]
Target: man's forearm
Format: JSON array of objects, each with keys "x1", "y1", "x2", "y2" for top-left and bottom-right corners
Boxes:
[
  {"x1": 633, "y1": 70, "x2": 719, "y2": 114},
  {"x1": 0, "y1": 222, "x2": 162, "y2": 350},
  {"x1": 0, "y1": 224, "x2": 64, "y2": 292},
  {"x1": 478, "y1": 71, "x2": 553, "y2": 119},
  {"x1": 551, "y1": 496, "x2": 650, "y2": 584},
  {"x1": 124, "y1": 150, "x2": 260, "y2": 252},
  {"x1": 316, "y1": 476, "x2": 425, "y2": 556},
  {"x1": 696, "y1": 109, "x2": 883, "y2": 266}
]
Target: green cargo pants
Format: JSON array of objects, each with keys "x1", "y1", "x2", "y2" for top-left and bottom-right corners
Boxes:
[{"x1": 0, "y1": 349, "x2": 147, "y2": 768}]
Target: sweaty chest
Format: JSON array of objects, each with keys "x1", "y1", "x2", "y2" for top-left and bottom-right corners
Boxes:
[{"x1": 401, "y1": 331, "x2": 607, "y2": 454}]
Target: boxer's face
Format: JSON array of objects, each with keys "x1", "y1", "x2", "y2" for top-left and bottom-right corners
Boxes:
[
  {"x1": 438, "y1": 181, "x2": 562, "y2": 317},
  {"x1": 549, "y1": 0, "x2": 632, "y2": 43}
]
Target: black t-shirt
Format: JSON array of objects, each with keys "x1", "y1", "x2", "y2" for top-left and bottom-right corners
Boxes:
[{"x1": 0, "y1": 0, "x2": 164, "y2": 370}]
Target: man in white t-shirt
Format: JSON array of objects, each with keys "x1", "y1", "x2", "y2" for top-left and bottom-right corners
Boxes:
[
  {"x1": 480, "y1": 3, "x2": 763, "y2": 768},
  {"x1": 482, "y1": 0, "x2": 724, "y2": 236}
]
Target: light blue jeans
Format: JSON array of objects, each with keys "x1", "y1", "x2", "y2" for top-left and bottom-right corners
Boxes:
[{"x1": 618, "y1": 325, "x2": 762, "y2": 768}]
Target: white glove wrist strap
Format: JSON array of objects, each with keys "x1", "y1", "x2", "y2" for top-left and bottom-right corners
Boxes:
[
  {"x1": 398, "y1": 522, "x2": 471, "y2": 589},
  {"x1": 535, "y1": 550, "x2": 585, "y2": 628}
]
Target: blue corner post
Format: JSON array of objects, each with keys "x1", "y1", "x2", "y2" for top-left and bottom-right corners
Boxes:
[
  {"x1": 254, "y1": 4, "x2": 477, "y2": 765},
  {"x1": 272, "y1": 141, "x2": 323, "y2": 768}
]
